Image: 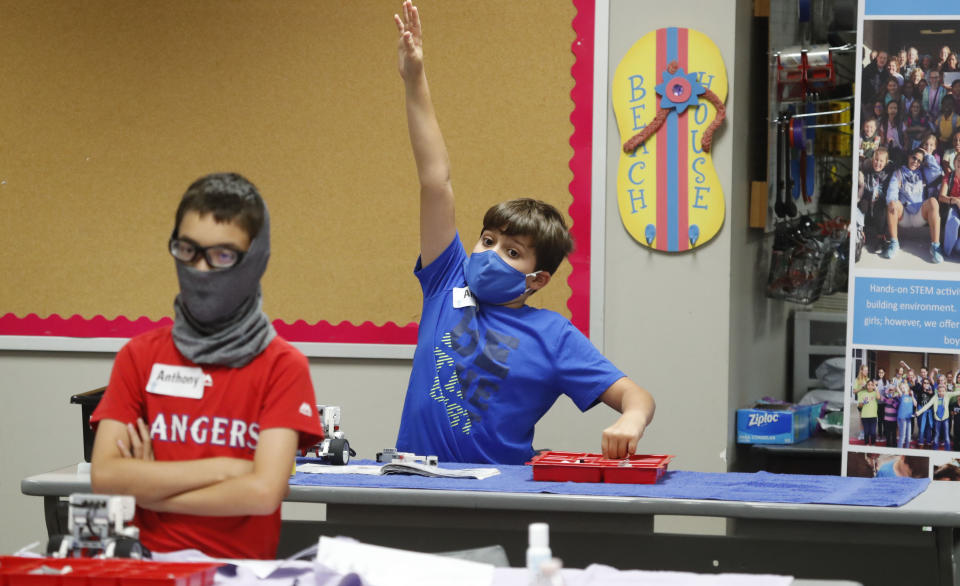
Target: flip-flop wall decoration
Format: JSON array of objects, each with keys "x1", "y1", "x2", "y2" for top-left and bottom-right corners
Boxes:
[{"x1": 613, "y1": 27, "x2": 728, "y2": 252}]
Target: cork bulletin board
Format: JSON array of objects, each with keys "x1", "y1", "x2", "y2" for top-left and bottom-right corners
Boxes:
[{"x1": 0, "y1": 0, "x2": 597, "y2": 356}]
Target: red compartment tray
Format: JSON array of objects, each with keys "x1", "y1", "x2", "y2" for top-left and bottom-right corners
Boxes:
[
  {"x1": 0, "y1": 557, "x2": 222, "y2": 586},
  {"x1": 526, "y1": 451, "x2": 674, "y2": 484}
]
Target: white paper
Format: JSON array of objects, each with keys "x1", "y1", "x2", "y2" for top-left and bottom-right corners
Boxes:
[
  {"x1": 295, "y1": 462, "x2": 500, "y2": 480},
  {"x1": 380, "y1": 461, "x2": 500, "y2": 479},
  {"x1": 296, "y1": 464, "x2": 384, "y2": 475},
  {"x1": 315, "y1": 536, "x2": 494, "y2": 586},
  {"x1": 577, "y1": 564, "x2": 793, "y2": 586},
  {"x1": 152, "y1": 549, "x2": 312, "y2": 581}
]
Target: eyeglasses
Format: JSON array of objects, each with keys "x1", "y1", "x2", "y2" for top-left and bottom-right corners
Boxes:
[{"x1": 169, "y1": 237, "x2": 245, "y2": 269}]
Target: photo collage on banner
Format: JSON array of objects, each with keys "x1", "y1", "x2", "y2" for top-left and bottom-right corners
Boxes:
[{"x1": 847, "y1": 1, "x2": 960, "y2": 482}]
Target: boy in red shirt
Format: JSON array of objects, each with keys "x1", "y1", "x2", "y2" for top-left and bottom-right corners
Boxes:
[{"x1": 90, "y1": 173, "x2": 323, "y2": 559}]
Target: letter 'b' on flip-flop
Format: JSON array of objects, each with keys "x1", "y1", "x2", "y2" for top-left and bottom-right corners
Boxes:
[{"x1": 612, "y1": 27, "x2": 728, "y2": 252}]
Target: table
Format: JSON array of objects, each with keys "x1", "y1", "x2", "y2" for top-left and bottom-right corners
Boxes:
[{"x1": 21, "y1": 464, "x2": 958, "y2": 585}]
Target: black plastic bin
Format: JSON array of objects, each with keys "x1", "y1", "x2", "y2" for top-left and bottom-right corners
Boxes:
[{"x1": 70, "y1": 387, "x2": 105, "y2": 463}]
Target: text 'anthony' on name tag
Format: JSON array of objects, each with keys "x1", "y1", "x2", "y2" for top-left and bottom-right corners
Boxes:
[{"x1": 146, "y1": 364, "x2": 206, "y2": 399}]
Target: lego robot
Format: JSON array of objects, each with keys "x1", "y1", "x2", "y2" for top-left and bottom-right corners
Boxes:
[
  {"x1": 47, "y1": 494, "x2": 149, "y2": 559},
  {"x1": 375, "y1": 448, "x2": 438, "y2": 466},
  {"x1": 305, "y1": 405, "x2": 356, "y2": 465}
]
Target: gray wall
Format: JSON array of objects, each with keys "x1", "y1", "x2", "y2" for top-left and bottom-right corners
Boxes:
[
  {"x1": 1, "y1": 0, "x2": 789, "y2": 554},
  {"x1": 725, "y1": 1, "x2": 791, "y2": 463}
]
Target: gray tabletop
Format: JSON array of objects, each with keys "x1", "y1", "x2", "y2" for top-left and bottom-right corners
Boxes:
[
  {"x1": 21, "y1": 463, "x2": 960, "y2": 528},
  {"x1": 18, "y1": 465, "x2": 877, "y2": 585}
]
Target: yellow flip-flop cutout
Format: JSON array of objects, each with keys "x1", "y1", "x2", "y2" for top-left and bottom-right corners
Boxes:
[{"x1": 612, "y1": 27, "x2": 728, "y2": 252}]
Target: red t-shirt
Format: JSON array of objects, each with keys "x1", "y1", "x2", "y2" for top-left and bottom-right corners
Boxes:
[
  {"x1": 948, "y1": 171, "x2": 960, "y2": 198},
  {"x1": 91, "y1": 326, "x2": 323, "y2": 559}
]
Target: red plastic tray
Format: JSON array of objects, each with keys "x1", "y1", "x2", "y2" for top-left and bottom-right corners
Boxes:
[
  {"x1": 0, "y1": 558, "x2": 221, "y2": 586},
  {"x1": 526, "y1": 451, "x2": 674, "y2": 484}
]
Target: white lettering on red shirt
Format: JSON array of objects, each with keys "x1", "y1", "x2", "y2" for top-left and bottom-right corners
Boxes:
[
  {"x1": 229, "y1": 419, "x2": 248, "y2": 448},
  {"x1": 210, "y1": 417, "x2": 228, "y2": 446},
  {"x1": 150, "y1": 413, "x2": 261, "y2": 449},
  {"x1": 190, "y1": 416, "x2": 209, "y2": 444},
  {"x1": 150, "y1": 414, "x2": 168, "y2": 441},
  {"x1": 171, "y1": 414, "x2": 188, "y2": 443}
]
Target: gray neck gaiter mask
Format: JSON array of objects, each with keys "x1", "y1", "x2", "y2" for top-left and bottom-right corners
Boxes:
[{"x1": 171, "y1": 208, "x2": 276, "y2": 367}]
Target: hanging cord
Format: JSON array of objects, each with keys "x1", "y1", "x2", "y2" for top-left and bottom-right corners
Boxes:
[{"x1": 622, "y1": 61, "x2": 727, "y2": 154}]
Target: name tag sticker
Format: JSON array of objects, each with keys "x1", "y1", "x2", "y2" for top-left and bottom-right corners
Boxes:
[
  {"x1": 146, "y1": 364, "x2": 206, "y2": 399},
  {"x1": 452, "y1": 287, "x2": 477, "y2": 308}
]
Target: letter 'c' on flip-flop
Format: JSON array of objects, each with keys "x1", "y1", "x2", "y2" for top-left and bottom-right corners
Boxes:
[{"x1": 612, "y1": 27, "x2": 728, "y2": 252}]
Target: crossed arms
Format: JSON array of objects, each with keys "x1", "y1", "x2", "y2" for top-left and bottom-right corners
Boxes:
[{"x1": 90, "y1": 418, "x2": 297, "y2": 516}]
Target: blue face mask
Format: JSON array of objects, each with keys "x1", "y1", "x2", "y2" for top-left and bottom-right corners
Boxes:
[{"x1": 463, "y1": 250, "x2": 540, "y2": 305}]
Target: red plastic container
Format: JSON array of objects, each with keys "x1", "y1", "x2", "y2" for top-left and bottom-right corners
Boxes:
[
  {"x1": 0, "y1": 558, "x2": 221, "y2": 586},
  {"x1": 123, "y1": 562, "x2": 220, "y2": 586},
  {"x1": 526, "y1": 452, "x2": 674, "y2": 484},
  {"x1": 0, "y1": 558, "x2": 46, "y2": 586}
]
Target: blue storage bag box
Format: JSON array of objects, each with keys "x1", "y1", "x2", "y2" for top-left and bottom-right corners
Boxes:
[{"x1": 736, "y1": 402, "x2": 811, "y2": 444}]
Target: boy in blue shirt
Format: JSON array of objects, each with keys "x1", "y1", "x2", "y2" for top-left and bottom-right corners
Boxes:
[{"x1": 392, "y1": 2, "x2": 655, "y2": 465}]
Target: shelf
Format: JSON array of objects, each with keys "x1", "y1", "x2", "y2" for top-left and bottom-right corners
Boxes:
[
  {"x1": 749, "y1": 435, "x2": 841, "y2": 456},
  {"x1": 793, "y1": 310, "x2": 847, "y2": 401},
  {"x1": 737, "y1": 435, "x2": 842, "y2": 475}
]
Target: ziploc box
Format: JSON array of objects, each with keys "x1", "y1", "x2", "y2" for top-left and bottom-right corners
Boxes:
[
  {"x1": 737, "y1": 402, "x2": 811, "y2": 444},
  {"x1": 804, "y1": 402, "x2": 825, "y2": 436}
]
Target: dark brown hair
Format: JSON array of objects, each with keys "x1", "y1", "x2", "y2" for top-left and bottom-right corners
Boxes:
[
  {"x1": 901, "y1": 456, "x2": 929, "y2": 479},
  {"x1": 481, "y1": 198, "x2": 574, "y2": 274},
  {"x1": 934, "y1": 462, "x2": 960, "y2": 481},
  {"x1": 174, "y1": 173, "x2": 265, "y2": 239}
]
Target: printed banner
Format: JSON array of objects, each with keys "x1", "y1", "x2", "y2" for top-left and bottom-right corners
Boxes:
[{"x1": 845, "y1": 1, "x2": 960, "y2": 483}]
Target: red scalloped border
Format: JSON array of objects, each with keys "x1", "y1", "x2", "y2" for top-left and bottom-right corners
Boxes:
[
  {"x1": 567, "y1": 0, "x2": 595, "y2": 336},
  {"x1": 0, "y1": 313, "x2": 175, "y2": 339},
  {"x1": 1, "y1": 1, "x2": 594, "y2": 346},
  {"x1": 0, "y1": 312, "x2": 420, "y2": 345}
]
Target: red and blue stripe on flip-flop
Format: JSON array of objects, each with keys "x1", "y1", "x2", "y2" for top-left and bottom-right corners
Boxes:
[{"x1": 653, "y1": 27, "x2": 692, "y2": 252}]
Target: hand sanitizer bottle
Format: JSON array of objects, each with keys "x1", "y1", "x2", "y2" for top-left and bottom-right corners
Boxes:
[{"x1": 526, "y1": 522, "x2": 551, "y2": 584}]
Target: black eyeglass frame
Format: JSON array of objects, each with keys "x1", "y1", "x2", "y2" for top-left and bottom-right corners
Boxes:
[{"x1": 168, "y1": 237, "x2": 246, "y2": 269}]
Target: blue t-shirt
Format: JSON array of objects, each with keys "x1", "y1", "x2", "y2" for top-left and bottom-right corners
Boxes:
[
  {"x1": 396, "y1": 235, "x2": 625, "y2": 465},
  {"x1": 876, "y1": 459, "x2": 897, "y2": 478},
  {"x1": 897, "y1": 395, "x2": 916, "y2": 419}
]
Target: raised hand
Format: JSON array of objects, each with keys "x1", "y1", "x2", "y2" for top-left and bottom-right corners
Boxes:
[{"x1": 394, "y1": 1, "x2": 423, "y2": 81}]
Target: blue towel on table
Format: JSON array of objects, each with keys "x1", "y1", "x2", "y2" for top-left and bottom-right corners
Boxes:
[{"x1": 291, "y1": 459, "x2": 928, "y2": 507}]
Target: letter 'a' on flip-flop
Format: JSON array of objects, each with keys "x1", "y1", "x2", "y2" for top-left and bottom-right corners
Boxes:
[{"x1": 612, "y1": 28, "x2": 728, "y2": 252}]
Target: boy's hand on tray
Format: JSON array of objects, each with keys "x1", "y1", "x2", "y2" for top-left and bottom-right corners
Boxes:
[{"x1": 601, "y1": 411, "x2": 647, "y2": 459}]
